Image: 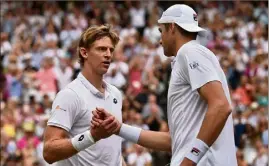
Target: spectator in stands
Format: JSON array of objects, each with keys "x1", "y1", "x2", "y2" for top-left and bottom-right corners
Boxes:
[{"x1": 127, "y1": 144, "x2": 153, "y2": 166}]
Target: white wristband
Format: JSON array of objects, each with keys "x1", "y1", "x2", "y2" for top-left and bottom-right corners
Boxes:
[
  {"x1": 185, "y1": 139, "x2": 209, "y2": 164},
  {"x1": 71, "y1": 130, "x2": 95, "y2": 151},
  {"x1": 118, "y1": 124, "x2": 142, "y2": 143}
]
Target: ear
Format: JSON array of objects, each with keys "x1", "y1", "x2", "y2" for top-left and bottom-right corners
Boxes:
[{"x1": 79, "y1": 47, "x2": 88, "y2": 59}]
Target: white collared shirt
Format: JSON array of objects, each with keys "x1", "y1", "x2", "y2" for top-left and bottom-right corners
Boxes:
[
  {"x1": 168, "y1": 40, "x2": 237, "y2": 166},
  {"x1": 47, "y1": 73, "x2": 123, "y2": 166}
]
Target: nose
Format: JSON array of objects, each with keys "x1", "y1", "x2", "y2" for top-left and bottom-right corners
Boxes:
[
  {"x1": 105, "y1": 48, "x2": 112, "y2": 59},
  {"x1": 159, "y1": 39, "x2": 162, "y2": 45}
]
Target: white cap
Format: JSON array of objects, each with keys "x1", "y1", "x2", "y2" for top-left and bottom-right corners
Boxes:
[{"x1": 158, "y1": 4, "x2": 206, "y2": 33}]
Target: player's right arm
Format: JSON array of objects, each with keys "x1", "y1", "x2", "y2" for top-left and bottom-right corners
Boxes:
[
  {"x1": 43, "y1": 89, "x2": 118, "y2": 164},
  {"x1": 137, "y1": 130, "x2": 171, "y2": 152},
  {"x1": 43, "y1": 88, "x2": 81, "y2": 164},
  {"x1": 43, "y1": 126, "x2": 78, "y2": 164}
]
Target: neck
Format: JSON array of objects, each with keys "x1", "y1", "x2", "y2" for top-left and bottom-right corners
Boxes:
[
  {"x1": 81, "y1": 65, "x2": 104, "y2": 93},
  {"x1": 174, "y1": 35, "x2": 194, "y2": 56}
]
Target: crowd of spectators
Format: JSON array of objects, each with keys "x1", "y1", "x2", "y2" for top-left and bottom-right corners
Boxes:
[{"x1": 0, "y1": 1, "x2": 268, "y2": 166}]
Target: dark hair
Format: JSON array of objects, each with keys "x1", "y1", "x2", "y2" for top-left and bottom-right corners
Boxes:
[
  {"x1": 77, "y1": 24, "x2": 120, "y2": 66},
  {"x1": 164, "y1": 23, "x2": 198, "y2": 40}
]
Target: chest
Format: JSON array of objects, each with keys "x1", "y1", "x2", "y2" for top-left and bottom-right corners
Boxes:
[
  {"x1": 73, "y1": 92, "x2": 122, "y2": 133},
  {"x1": 167, "y1": 64, "x2": 201, "y2": 121},
  {"x1": 168, "y1": 63, "x2": 189, "y2": 98}
]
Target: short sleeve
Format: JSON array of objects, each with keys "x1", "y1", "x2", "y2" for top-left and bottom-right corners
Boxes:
[
  {"x1": 182, "y1": 50, "x2": 221, "y2": 91},
  {"x1": 47, "y1": 88, "x2": 81, "y2": 132}
]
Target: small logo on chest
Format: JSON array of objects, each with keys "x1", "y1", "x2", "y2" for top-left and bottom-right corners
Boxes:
[
  {"x1": 113, "y1": 98, "x2": 117, "y2": 104},
  {"x1": 55, "y1": 105, "x2": 66, "y2": 111},
  {"x1": 78, "y1": 135, "x2": 84, "y2": 141}
]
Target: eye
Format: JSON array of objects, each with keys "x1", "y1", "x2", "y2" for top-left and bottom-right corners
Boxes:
[
  {"x1": 98, "y1": 47, "x2": 107, "y2": 51},
  {"x1": 158, "y1": 28, "x2": 162, "y2": 33},
  {"x1": 110, "y1": 48, "x2": 114, "y2": 53}
]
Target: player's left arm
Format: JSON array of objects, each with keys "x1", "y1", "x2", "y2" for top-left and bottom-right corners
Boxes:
[
  {"x1": 197, "y1": 81, "x2": 231, "y2": 147},
  {"x1": 181, "y1": 81, "x2": 232, "y2": 166},
  {"x1": 180, "y1": 51, "x2": 232, "y2": 166}
]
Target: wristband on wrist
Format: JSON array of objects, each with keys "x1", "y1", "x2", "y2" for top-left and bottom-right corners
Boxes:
[
  {"x1": 71, "y1": 130, "x2": 95, "y2": 151},
  {"x1": 185, "y1": 139, "x2": 209, "y2": 164},
  {"x1": 118, "y1": 124, "x2": 142, "y2": 143}
]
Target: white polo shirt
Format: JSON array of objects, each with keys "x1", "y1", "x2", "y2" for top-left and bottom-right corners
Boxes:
[
  {"x1": 168, "y1": 40, "x2": 237, "y2": 166},
  {"x1": 47, "y1": 73, "x2": 123, "y2": 166}
]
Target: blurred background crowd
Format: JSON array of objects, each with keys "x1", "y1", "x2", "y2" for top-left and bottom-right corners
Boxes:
[{"x1": 0, "y1": 1, "x2": 268, "y2": 166}]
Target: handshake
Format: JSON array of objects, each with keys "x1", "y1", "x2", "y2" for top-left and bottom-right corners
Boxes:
[{"x1": 90, "y1": 108, "x2": 122, "y2": 142}]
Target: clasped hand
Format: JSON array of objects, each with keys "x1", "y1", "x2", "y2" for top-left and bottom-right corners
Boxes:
[{"x1": 90, "y1": 108, "x2": 121, "y2": 142}]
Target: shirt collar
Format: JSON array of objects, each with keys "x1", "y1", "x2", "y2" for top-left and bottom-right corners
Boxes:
[{"x1": 77, "y1": 73, "x2": 110, "y2": 99}]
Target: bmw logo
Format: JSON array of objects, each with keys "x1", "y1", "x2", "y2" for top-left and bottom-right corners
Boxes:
[{"x1": 113, "y1": 98, "x2": 117, "y2": 104}]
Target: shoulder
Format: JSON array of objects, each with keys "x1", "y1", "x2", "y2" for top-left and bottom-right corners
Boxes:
[
  {"x1": 180, "y1": 41, "x2": 214, "y2": 56},
  {"x1": 65, "y1": 78, "x2": 86, "y2": 94},
  {"x1": 54, "y1": 79, "x2": 84, "y2": 103},
  {"x1": 52, "y1": 87, "x2": 83, "y2": 115},
  {"x1": 54, "y1": 88, "x2": 79, "y2": 104},
  {"x1": 177, "y1": 41, "x2": 216, "y2": 63},
  {"x1": 56, "y1": 87, "x2": 77, "y2": 97}
]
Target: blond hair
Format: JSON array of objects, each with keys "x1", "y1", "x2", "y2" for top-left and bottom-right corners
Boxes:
[{"x1": 77, "y1": 24, "x2": 120, "y2": 66}]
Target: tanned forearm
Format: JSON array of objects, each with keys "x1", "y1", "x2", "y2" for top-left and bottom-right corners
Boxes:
[
  {"x1": 197, "y1": 102, "x2": 231, "y2": 146},
  {"x1": 137, "y1": 130, "x2": 171, "y2": 152},
  {"x1": 43, "y1": 139, "x2": 78, "y2": 164}
]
